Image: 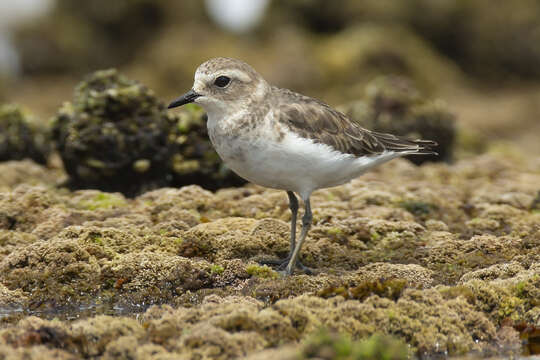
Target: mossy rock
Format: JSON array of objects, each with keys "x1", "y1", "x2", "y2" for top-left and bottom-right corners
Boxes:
[
  {"x1": 51, "y1": 69, "x2": 179, "y2": 196},
  {"x1": 0, "y1": 104, "x2": 51, "y2": 164}
]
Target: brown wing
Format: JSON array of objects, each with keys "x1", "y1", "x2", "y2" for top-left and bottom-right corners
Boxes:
[{"x1": 274, "y1": 87, "x2": 437, "y2": 157}]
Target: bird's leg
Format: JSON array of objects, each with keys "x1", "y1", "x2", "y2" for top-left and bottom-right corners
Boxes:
[
  {"x1": 259, "y1": 191, "x2": 312, "y2": 274},
  {"x1": 286, "y1": 190, "x2": 298, "y2": 254},
  {"x1": 285, "y1": 197, "x2": 312, "y2": 275}
]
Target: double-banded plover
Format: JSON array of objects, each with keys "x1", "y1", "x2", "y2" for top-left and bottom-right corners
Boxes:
[{"x1": 168, "y1": 57, "x2": 437, "y2": 275}]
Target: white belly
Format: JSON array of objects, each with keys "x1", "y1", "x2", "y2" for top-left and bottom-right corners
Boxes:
[{"x1": 210, "y1": 126, "x2": 401, "y2": 199}]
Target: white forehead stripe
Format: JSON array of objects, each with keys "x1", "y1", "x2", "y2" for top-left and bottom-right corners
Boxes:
[
  {"x1": 223, "y1": 69, "x2": 252, "y2": 83},
  {"x1": 195, "y1": 67, "x2": 252, "y2": 84}
]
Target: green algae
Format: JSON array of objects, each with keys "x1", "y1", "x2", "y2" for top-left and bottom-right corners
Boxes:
[
  {"x1": 75, "y1": 193, "x2": 127, "y2": 211},
  {"x1": 210, "y1": 264, "x2": 225, "y2": 275},
  {"x1": 246, "y1": 265, "x2": 279, "y2": 279},
  {"x1": 301, "y1": 329, "x2": 408, "y2": 360}
]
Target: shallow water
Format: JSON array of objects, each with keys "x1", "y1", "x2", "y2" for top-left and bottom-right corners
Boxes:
[{"x1": 0, "y1": 301, "x2": 149, "y2": 322}]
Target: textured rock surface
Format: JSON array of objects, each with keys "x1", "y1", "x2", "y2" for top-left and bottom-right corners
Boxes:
[{"x1": 0, "y1": 148, "x2": 538, "y2": 358}]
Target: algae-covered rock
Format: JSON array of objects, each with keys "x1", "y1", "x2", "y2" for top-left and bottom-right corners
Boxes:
[
  {"x1": 0, "y1": 237, "x2": 104, "y2": 303},
  {"x1": 0, "y1": 185, "x2": 59, "y2": 232},
  {"x1": 272, "y1": 293, "x2": 496, "y2": 356},
  {"x1": 0, "y1": 104, "x2": 51, "y2": 164},
  {"x1": 52, "y1": 69, "x2": 179, "y2": 196},
  {"x1": 0, "y1": 148, "x2": 538, "y2": 358},
  {"x1": 339, "y1": 76, "x2": 456, "y2": 164}
]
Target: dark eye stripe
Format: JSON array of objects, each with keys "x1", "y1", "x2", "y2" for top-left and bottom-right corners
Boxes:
[{"x1": 214, "y1": 76, "x2": 231, "y2": 87}]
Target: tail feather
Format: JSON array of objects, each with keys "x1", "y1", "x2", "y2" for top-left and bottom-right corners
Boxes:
[{"x1": 370, "y1": 131, "x2": 438, "y2": 156}]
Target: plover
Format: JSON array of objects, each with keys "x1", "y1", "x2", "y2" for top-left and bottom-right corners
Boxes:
[{"x1": 168, "y1": 57, "x2": 436, "y2": 275}]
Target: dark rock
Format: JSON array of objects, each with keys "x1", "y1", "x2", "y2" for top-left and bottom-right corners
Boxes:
[
  {"x1": 0, "y1": 104, "x2": 51, "y2": 164},
  {"x1": 51, "y1": 69, "x2": 179, "y2": 196}
]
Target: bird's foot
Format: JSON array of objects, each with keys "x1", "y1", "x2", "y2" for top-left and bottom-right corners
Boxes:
[{"x1": 258, "y1": 256, "x2": 313, "y2": 275}]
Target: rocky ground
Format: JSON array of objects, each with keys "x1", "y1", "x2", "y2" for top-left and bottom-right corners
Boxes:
[
  {"x1": 0, "y1": 146, "x2": 538, "y2": 359},
  {"x1": 1, "y1": 2, "x2": 540, "y2": 358}
]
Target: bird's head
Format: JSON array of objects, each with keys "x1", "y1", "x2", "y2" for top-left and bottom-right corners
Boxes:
[{"x1": 168, "y1": 57, "x2": 269, "y2": 118}]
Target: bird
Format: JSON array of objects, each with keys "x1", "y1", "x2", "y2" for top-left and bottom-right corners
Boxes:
[{"x1": 167, "y1": 57, "x2": 437, "y2": 275}]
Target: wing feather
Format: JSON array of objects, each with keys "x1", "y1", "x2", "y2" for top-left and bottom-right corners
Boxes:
[{"x1": 274, "y1": 87, "x2": 437, "y2": 157}]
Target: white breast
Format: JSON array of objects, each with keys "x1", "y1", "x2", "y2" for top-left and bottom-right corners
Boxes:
[{"x1": 207, "y1": 112, "x2": 401, "y2": 199}]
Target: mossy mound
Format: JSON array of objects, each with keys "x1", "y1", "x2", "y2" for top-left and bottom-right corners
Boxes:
[
  {"x1": 0, "y1": 104, "x2": 51, "y2": 164},
  {"x1": 339, "y1": 76, "x2": 455, "y2": 164},
  {"x1": 51, "y1": 69, "x2": 179, "y2": 196}
]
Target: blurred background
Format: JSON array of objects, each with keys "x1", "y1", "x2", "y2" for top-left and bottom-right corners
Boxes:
[{"x1": 1, "y1": 0, "x2": 539, "y2": 155}]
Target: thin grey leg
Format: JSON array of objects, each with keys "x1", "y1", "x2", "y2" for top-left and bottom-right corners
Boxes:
[
  {"x1": 287, "y1": 191, "x2": 298, "y2": 255},
  {"x1": 285, "y1": 197, "x2": 312, "y2": 275}
]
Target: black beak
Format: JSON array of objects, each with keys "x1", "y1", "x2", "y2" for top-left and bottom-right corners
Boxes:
[{"x1": 167, "y1": 89, "x2": 201, "y2": 109}]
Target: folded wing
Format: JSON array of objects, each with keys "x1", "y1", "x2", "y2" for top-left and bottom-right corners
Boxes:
[{"x1": 274, "y1": 88, "x2": 437, "y2": 157}]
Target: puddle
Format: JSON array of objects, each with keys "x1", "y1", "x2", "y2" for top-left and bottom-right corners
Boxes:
[{"x1": 0, "y1": 300, "x2": 152, "y2": 322}]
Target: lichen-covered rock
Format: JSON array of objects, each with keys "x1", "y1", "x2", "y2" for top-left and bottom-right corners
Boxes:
[
  {"x1": 0, "y1": 149, "x2": 538, "y2": 358},
  {"x1": 0, "y1": 185, "x2": 59, "y2": 232},
  {"x1": 339, "y1": 76, "x2": 456, "y2": 164},
  {"x1": 273, "y1": 293, "x2": 496, "y2": 356},
  {"x1": 0, "y1": 104, "x2": 51, "y2": 164},
  {"x1": 0, "y1": 238, "x2": 104, "y2": 303},
  {"x1": 51, "y1": 69, "x2": 180, "y2": 196}
]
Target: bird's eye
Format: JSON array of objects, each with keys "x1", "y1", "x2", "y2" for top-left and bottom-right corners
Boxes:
[{"x1": 214, "y1": 76, "x2": 231, "y2": 88}]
